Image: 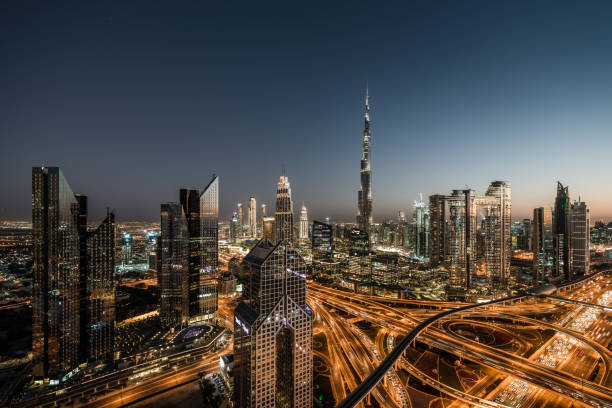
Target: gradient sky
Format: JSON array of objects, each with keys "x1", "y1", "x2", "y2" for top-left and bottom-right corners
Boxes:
[{"x1": 1, "y1": 1, "x2": 612, "y2": 222}]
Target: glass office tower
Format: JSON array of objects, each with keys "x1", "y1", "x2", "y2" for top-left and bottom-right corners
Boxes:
[
  {"x1": 570, "y1": 200, "x2": 590, "y2": 278},
  {"x1": 160, "y1": 203, "x2": 189, "y2": 328},
  {"x1": 199, "y1": 175, "x2": 219, "y2": 320},
  {"x1": 32, "y1": 167, "x2": 116, "y2": 380},
  {"x1": 85, "y1": 211, "x2": 116, "y2": 362},
  {"x1": 532, "y1": 207, "x2": 553, "y2": 282},
  {"x1": 180, "y1": 188, "x2": 203, "y2": 322},
  {"x1": 233, "y1": 240, "x2": 312, "y2": 408},
  {"x1": 32, "y1": 167, "x2": 81, "y2": 379},
  {"x1": 553, "y1": 182, "x2": 571, "y2": 280}
]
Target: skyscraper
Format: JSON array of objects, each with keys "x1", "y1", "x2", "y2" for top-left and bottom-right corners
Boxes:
[
  {"x1": 233, "y1": 240, "x2": 312, "y2": 408},
  {"x1": 570, "y1": 200, "x2": 590, "y2": 277},
  {"x1": 312, "y1": 221, "x2": 333, "y2": 263},
  {"x1": 237, "y1": 203, "x2": 244, "y2": 237},
  {"x1": 434, "y1": 182, "x2": 511, "y2": 288},
  {"x1": 428, "y1": 194, "x2": 447, "y2": 267},
  {"x1": 275, "y1": 175, "x2": 293, "y2": 243},
  {"x1": 199, "y1": 175, "x2": 219, "y2": 320},
  {"x1": 32, "y1": 167, "x2": 115, "y2": 380},
  {"x1": 532, "y1": 207, "x2": 554, "y2": 282},
  {"x1": 347, "y1": 227, "x2": 372, "y2": 284},
  {"x1": 413, "y1": 196, "x2": 429, "y2": 259},
  {"x1": 180, "y1": 188, "x2": 203, "y2": 322},
  {"x1": 553, "y1": 182, "x2": 571, "y2": 280},
  {"x1": 159, "y1": 202, "x2": 189, "y2": 328},
  {"x1": 84, "y1": 210, "x2": 115, "y2": 362},
  {"x1": 357, "y1": 86, "x2": 373, "y2": 239},
  {"x1": 484, "y1": 181, "x2": 512, "y2": 286},
  {"x1": 230, "y1": 211, "x2": 239, "y2": 244},
  {"x1": 299, "y1": 203, "x2": 308, "y2": 240},
  {"x1": 248, "y1": 196, "x2": 257, "y2": 238}
]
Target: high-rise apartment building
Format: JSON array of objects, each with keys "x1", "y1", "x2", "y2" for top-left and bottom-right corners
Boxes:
[
  {"x1": 357, "y1": 86, "x2": 373, "y2": 239},
  {"x1": 263, "y1": 216, "x2": 276, "y2": 243},
  {"x1": 484, "y1": 181, "x2": 512, "y2": 286},
  {"x1": 32, "y1": 167, "x2": 115, "y2": 380},
  {"x1": 275, "y1": 175, "x2": 293, "y2": 243},
  {"x1": 299, "y1": 203, "x2": 308, "y2": 240},
  {"x1": 570, "y1": 200, "x2": 590, "y2": 278},
  {"x1": 553, "y1": 182, "x2": 571, "y2": 280},
  {"x1": 532, "y1": 207, "x2": 553, "y2": 282},
  {"x1": 233, "y1": 240, "x2": 312, "y2": 408},
  {"x1": 159, "y1": 202, "x2": 189, "y2": 328},
  {"x1": 248, "y1": 196, "x2": 257, "y2": 238}
]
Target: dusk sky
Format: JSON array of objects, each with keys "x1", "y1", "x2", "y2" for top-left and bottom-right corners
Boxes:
[{"x1": 1, "y1": 1, "x2": 612, "y2": 222}]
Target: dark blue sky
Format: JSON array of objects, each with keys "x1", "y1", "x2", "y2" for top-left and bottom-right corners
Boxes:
[{"x1": 2, "y1": 1, "x2": 612, "y2": 222}]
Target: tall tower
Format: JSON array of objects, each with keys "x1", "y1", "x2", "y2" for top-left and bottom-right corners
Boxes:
[
  {"x1": 357, "y1": 85, "x2": 373, "y2": 239},
  {"x1": 570, "y1": 200, "x2": 590, "y2": 278},
  {"x1": 233, "y1": 240, "x2": 313, "y2": 408},
  {"x1": 32, "y1": 167, "x2": 115, "y2": 380},
  {"x1": 413, "y1": 195, "x2": 429, "y2": 259},
  {"x1": 484, "y1": 181, "x2": 512, "y2": 286},
  {"x1": 553, "y1": 182, "x2": 571, "y2": 280},
  {"x1": 237, "y1": 203, "x2": 244, "y2": 237},
  {"x1": 275, "y1": 175, "x2": 294, "y2": 243},
  {"x1": 299, "y1": 203, "x2": 308, "y2": 240},
  {"x1": 248, "y1": 196, "x2": 257, "y2": 237},
  {"x1": 160, "y1": 202, "x2": 189, "y2": 328},
  {"x1": 200, "y1": 175, "x2": 219, "y2": 321}
]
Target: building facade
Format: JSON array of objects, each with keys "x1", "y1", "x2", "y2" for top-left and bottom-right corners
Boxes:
[
  {"x1": 570, "y1": 200, "x2": 590, "y2": 278},
  {"x1": 299, "y1": 203, "x2": 308, "y2": 240},
  {"x1": 160, "y1": 202, "x2": 189, "y2": 328},
  {"x1": 249, "y1": 196, "x2": 257, "y2": 238},
  {"x1": 32, "y1": 167, "x2": 115, "y2": 380},
  {"x1": 275, "y1": 176, "x2": 294, "y2": 243},
  {"x1": 233, "y1": 240, "x2": 312, "y2": 408},
  {"x1": 532, "y1": 207, "x2": 553, "y2": 282},
  {"x1": 553, "y1": 182, "x2": 571, "y2": 280}
]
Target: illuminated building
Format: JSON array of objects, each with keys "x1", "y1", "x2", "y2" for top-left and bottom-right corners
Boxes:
[
  {"x1": 83, "y1": 210, "x2": 115, "y2": 362},
  {"x1": 263, "y1": 216, "x2": 276, "y2": 243},
  {"x1": 199, "y1": 175, "x2": 219, "y2": 321},
  {"x1": 312, "y1": 220, "x2": 333, "y2": 262},
  {"x1": 180, "y1": 188, "x2": 204, "y2": 323},
  {"x1": 237, "y1": 203, "x2": 244, "y2": 237},
  {"x1": 348, "y1": 227, "x2": 372, "y2": 283},
  {"x1": 428, "y1": 194, "x2": 447, "y2": 267},
  {"x1": 484, "y1": 181, "x2": 512, "y2": 286},
  {"x1": 372, "y1": 253, "x2": 400, "y2": 286},
  {"x1": 32, "y1": 167, "x2": 115, "y2": 380},
  {"x1": 233, "y1": 240, "x2": 312, "y2": 408},
  {"x1": 275, "y1": 175, "x2": 293, "y2": 243},
  {"x1": 532, "y1": 207, "x2": 554, "y2": 282},
  {"x1": 413, "y1": 196, "x2": 429, "y2": 259},
  {"x1": 398, "y1": 210, "x2": 406, "y2": 222},
  {"x1": 357, "y1": 86, "x2": 373, "y2": 239},
  {"x1": 434, "y1": 181, "x2": 512, "y2": 288},
  {"x1": 248, "y1": 196, "x2": 257, "y2": 238},
  {"x1": 259, "y1": 203, "x2": 267, "y2": 235},
  {"x1": 159, "y1": 202, "x2": 189, "y2": 328},
  {"x1": 121, "y1": 233, "x2": 133, "y2": 266},
  {"x1": 230, "y1": 211, "x2": 239, "y2": 243},
  {"x1": 553, "y1": 182, "x2": 571, "y2": 280},
  {"x1": 299, "y1": 203, "x2": 308, "y2": 240},
  {"x1": 570, "y1": 200, "x2": 590, "y2": 277}
]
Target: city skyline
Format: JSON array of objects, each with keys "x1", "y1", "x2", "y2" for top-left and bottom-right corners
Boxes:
[{"x1": 2, "y1": 2, "x2": 612, "y2": 222}]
